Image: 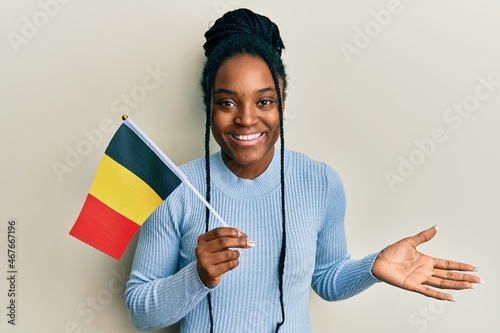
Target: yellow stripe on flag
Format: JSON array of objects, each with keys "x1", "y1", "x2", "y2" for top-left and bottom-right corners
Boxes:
[{"x1": 89, "y1": 154, "x2": 163, "y2": 225}]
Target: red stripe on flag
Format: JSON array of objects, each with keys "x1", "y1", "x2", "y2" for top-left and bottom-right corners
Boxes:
[{"x1": 69, "y1": 193, "x2": 140, "y2": 260}]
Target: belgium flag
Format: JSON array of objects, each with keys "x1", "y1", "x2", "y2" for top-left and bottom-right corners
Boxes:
[{"x1": 69, "y1": 116, "x2": 184, "y2": 260}]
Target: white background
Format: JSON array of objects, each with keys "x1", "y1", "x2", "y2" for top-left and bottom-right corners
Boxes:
[{"x1": 1, "y1": 0, "x2": 498, "y2": 332}]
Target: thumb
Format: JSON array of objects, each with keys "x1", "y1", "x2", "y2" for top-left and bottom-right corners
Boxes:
[{"x1": 408, "y1": 225, "x2": 439, "y2": 247}]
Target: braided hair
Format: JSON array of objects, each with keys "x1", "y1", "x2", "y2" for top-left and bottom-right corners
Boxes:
[{"x1": 201, "y1": 8, "x2": 288, "y2": 333}]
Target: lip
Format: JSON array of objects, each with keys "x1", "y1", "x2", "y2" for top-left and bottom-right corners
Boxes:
[{"x1": 228, "y1": 132, "x2": 265, "y2": 146}]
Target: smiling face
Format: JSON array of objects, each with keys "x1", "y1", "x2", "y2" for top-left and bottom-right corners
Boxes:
[{"x1": 211, "y1": 54, "x2": 284, "y2": 179}]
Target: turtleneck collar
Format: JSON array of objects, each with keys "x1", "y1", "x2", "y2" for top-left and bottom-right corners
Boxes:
[{"x1": 209, "y1": 149, "x2": 283, "y2": 198}]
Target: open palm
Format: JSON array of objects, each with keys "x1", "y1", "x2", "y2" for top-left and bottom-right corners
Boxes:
[{"x1": 371, "y1": 226, "x2": 482, "y2": 301}]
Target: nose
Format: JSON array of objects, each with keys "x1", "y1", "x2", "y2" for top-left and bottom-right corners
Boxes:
[{"x1": 234, "y1": 104, "x2": 258, "y2": 127}]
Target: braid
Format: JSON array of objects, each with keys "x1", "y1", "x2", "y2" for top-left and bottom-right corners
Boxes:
[
  {"x1": 204, "y1": 66, "x2": 215, "y2": 231},
  {"x1": 204, "y1": 65, "x2": 216, "y2": 333},
  {"x1": 263, "y1": 55, "x2": 287, "y2": 332},
  {"x1": 203, "y1": 8, "x2": 284, "y2": 57}
]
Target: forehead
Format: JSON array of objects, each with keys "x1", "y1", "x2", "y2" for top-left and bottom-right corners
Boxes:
[{"x1": 213, "y1": 55, "x2": 274, "y2": 90}]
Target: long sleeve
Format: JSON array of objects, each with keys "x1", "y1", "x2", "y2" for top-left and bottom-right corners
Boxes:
[
  {"x1": 124, "y1": 185, "x2": 211, "y2": 330},
  {"x1": 311, "y1": 165, "x2": 381, "y2": 301}
]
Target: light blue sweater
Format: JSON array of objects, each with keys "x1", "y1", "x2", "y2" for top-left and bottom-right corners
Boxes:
[{"x1": 125, "y1": 150, "x2": 380, "y2": 332}]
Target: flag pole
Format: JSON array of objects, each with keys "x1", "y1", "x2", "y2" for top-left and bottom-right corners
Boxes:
[{"x1": 183, "y1": 179, "x2": 228, "y2": 227}]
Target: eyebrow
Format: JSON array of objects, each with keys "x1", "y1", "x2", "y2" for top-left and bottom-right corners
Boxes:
[{"x1": 213, "y1": 87, "x2": 275, "y2": 95}]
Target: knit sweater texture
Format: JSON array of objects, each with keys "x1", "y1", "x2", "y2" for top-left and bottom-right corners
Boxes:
[{"x1": 125, "y1": 150, "x2": 380, "y2": 332}]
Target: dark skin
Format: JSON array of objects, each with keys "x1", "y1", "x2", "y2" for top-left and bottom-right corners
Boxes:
[
  {"x1": 196, "y1": 54, "x2": 482, "y2": 297},
  {"x1": 196, "y1": 227, "x2": 251, "y2": 288},
  {"x1": 210, "y1": 54, "x2": 283, "y2": 180}
]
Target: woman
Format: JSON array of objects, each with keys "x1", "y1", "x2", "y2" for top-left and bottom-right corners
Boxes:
[{"x1": 125, "y1": 8, "x2": 481, "y2": 333}]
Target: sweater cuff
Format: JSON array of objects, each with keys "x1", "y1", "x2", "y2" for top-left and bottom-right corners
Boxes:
[
  {"x1": 184, "y1": 260, "x2": 218, "y2": 292},
  {"x1": 366, "y1": 251, "x2": 383, "y2": 283}
]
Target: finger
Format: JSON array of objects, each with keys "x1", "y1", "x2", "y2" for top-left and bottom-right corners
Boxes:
[
  {"x1": 198, "y1": 250, "x2": 241, "y2": 283},
  {"x1": 196, "y1": 238, "x2": 249, "y2": 260},
  {"x1": 207, "y1": 235, "x2": 251, "y2": 250},
  {"x1": 433, "y1": 268, "x2": 479, "y2": 281},
  {"x1": 406, "y1": 226, "x2": 438, "y2": 247},
  {"x1": 201, "y1": 249, "x2": 241, "y2": 267},
  {"x1": 196, "y1": 250, "x2": 241, "y2": 288},
  {"x1": 203, "y1": 258, "x2": 240, "y2": 284},
  {"x1": 413, "y1": 284, "x2": 455, "y2": 301},
  {"x1": 432, "y1": 258, "x2": 476, "y2": 272},
  {"x1": 425, "y1": 276, "x2": 472, "y2": 290},
  {"x1": 432, "y1": 268, "x2": 483, "y2": 284},
  {"x1": 202, "y1": 227, "x2": 248, "y2": 242}
]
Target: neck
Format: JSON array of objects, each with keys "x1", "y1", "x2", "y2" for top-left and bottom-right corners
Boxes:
[{"x1": 221, "y1": 148, "x2": 275, "y2": 179}]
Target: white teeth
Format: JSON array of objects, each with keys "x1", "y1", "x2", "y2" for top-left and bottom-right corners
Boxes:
[{"x1": 234, "y1": 133, "x2": 262, "y2": 141}]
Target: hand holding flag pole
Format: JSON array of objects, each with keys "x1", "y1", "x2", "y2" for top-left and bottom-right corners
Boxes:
[
  {"x1": 181, "y1": 179, "x2": 256, "y2": 247},
  {"x1": 70, "y1": 115, "x2": 254, "y2": 260}
]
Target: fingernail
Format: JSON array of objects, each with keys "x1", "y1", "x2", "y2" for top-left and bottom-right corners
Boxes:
[
  {"x1": 449, "y1": 295, "x2": 456, "y2": 302},
  {"x1": 479, "y1": 278, "x2": 485, "y2": 284},
  {"x1": 473, "y1": 267, "x2": 479, "y2": 272},
  {"x1": 433, "y1": 225, "x2": 440, "y2": 232},
  {"x1": 247, "y1": 240, "x2": 256, "y2": 247}
]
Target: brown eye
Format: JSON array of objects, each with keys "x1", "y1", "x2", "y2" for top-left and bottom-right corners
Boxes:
[
  {"x1": 258, "y1": 99, "x2": 274, "y2": 107},
  {"x1": 217, "y1": 100, "x2": 236, "y2": 108}
]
